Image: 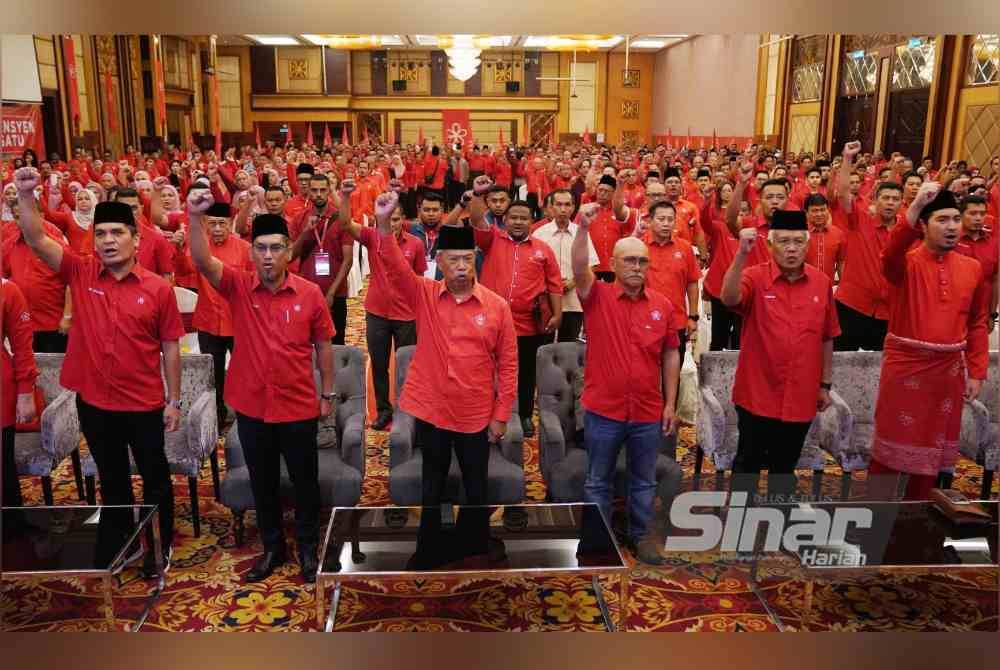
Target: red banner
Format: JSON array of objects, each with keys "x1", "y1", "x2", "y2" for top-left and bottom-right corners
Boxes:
[
  {"x1": 104, "y1": 70, "x2": 118, "y2": 132},
  {"x1": 62, "y1": 36, "x2": 80, "y2": 132},
  {"x1": 154, "y1": 52, "x2": 167, "y2": 135},
  {"x1": 211, "y1": 73, "x2": 221, "y2": 155},
  {"x1": 1, "y1": 104, "x2": 46, "y2": 157},
  {"x1": 441, "y1": 109, "x2": 471, "y2": 149}
]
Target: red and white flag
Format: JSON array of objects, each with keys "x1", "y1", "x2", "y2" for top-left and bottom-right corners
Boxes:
[
  {"x1": 441, "y1": 109, "x2": 472, "y2": 148},
  {"x1": 323, "y1": 123, "x2": 333, "y2": 149},
  {"x1": 305, "y1": 122, "x2": 314, "y2": 146},
  {"x1": 582, "y1": 126, "x2": 591, "y2": 146},
  {"x1": 341, "y1": 123, "x2": 349, "y2": 146},
  {"x1": 255, "y1": 124, "x2": 262, "y2": 151},
  {"x1": 62, "y1": 36, "x2": 80, "y2": 133}
]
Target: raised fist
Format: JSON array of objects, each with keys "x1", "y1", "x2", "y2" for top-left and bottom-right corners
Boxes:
[
  {"x1": 739, "y1": 161, "x2": 754, "y2": 181},
  {"x1": 340, "y1": 179, "x2": 356, "y2": 196},
  {"x1": 13, "y1": 167, "x2": 41, "y2": 195},
  {"x1": 374, "y1": 191, "x2": 399, "y2": 221},
  {"x1": 914, "y1": 180, "x2": 942, "y2": 207},
  {"x1": 171, "y1": 228, "x2": 186, "y2": 248},
  {"x1": 738, "y1": 227, "x2": 758, "y2": 255},
  {"x1": 153, "y1": 176, "x2": 170, "y2": 190},
  {"x1": 186, "y1": 188, "x2": 215, "y2": 215},
  {"x1": 473, "y1": 175, "x2": 493, "y2": 195},
  {"x1": 577, "y1": 203, "x2": 601, "y2": 228},
  {"x1": 389, "y1": 179, "x2": 405, "y2": 193},
  {"x1": 842, "y1": 141, "x2": 862, "y2": 159},
  {"x1": 250, "y1": 185, "x2": 266, "y2": 197},
  {"x1": 68, "y1": 181, "x2": 82, "y2": 195},
  {"x1": 461, "y1": 190, "x2": 474, "y2": 206}
]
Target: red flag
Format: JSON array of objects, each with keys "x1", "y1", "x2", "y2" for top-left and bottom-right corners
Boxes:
[
  {"x1": 255, "y1": 124, "x2": 262, "y2": 151},
  {"x1": 685, "y1": 127, "x2": 691, "y2": 149},
  {"x1": 550, "y1": 120, "x2": 556, "y2": 147},
  {"x1": 341, "y1": 123, "x2": 349, "y2": 146},
  {"x1": 498, "y1": 126, "x2": 505, "y2": 147},
  {"x1": 746, "y1": 136, "x2": 753, "y2": 152},
  {"x1": 667, "y1": 127, "x2": 673, "y2": 149},
  {"x1": 362, "y1": 123, "x2": 369, "y2": 145},
  {"x1": 441, "y1": 110, "x2": 472, "y2": 149},
  {"x1": 582, "y1": 126, "x2": 591, "y2": 146},
  {"x1": 62, "y1": 36, "x2": 79, "y2": 132},
  {"x1": 304, "y1": 122, "x2": 313, "y2": 147},
  {"x1": 210, "y1": 72, "x2": 221, "y2": 154},
  {"x1": 712, "y1": 128, "x2": 718, "y2": 150},
  {"x1": 154, "y1": 52, "x2": 167, "y2": 136},
  {"x1": 417, "y1": 126, "x2": 425, "y2": 147},
  {"x1": 103, "y1": 69, "x2": 118, "y2": 132},
  {"x1": 699, "y1": 135, "x2": 705, "y2": 149},
  {"x1": 323, "y1": 123, "x2": 333, "y2": 149}
]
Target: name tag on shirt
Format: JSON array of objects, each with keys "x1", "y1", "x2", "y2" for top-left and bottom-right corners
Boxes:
[{"x1": 314, "y1": 252, "x2": 331, "y2": 277}]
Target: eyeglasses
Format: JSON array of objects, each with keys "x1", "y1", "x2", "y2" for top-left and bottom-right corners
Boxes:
[
  {"x1": 253, "y1": 243, "x2": 288, "y2": 255},
  {"x1": 619, "y1": 256, "x2": 650, "y2": 267}
]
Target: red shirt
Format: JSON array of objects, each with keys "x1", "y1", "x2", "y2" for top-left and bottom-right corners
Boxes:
[
  {"x1": 289, "y1": 208, "x2": 352, "y2": 298},
  {"x1": 423, "y1": 156, "x2": 447, "y2": 190},
  {"x1": 1, "y1": 279, "x2": 39, "y2": 427},
  {"x1": 58, "y1": 253, "x2": 185, "y2": 411},
  {"x1": 493, "y1": 161, "x2": 513, "y2": 188},
  {"x1": 956, "y1": 231, "x2": 999, "y2": 294},
  {"x1": 474, "y1": 226, "x2": 563, "y2": 336},
  {"x1": 836, "y1": 207, "x2": 895, "y2": 320},
  {"x1": 217, "y1": 266, "x2": 335, "y2": 422},
  {"x1": 45, "y1": 209, "x2": 94, "y2": 256},
  {"x1": 358, "y1": 226, "x2": 426, "y2": 320},
  {"x1": 2, "y1": 222, "x2": 69, "y2": 331},
  {"x1": 580, "y1": 281, "x2": 680, "y2": 423},
  {"x1": 805, "y1": 224, "x2": 847, "y2": 282},
  {"x1": 671, "y1": 198, "x2": 703, "y2": 246},
  {"x1": 732, "y1": 262, "x2": 840, "y2": 423},
  {"x1": 175, "y1": 235, "x2": 254, "y2": 336},
  {"x1": 285, "y1": 194, "x2": 310, "y2": 221},
  {"x1": 136, "y1": 219, "x2": 177, "y2": 277},
  {"x1": 739, "y1": 214, "x2": 773, "y2": 268},
  {"x1": 642, "y1": 233, "x2": 700, "y2": 330},
  {"x1": 580, "y1": 204, "x2": 633, "y2": 272},
  {"x1": 700, "y1": 200, "x2": 739, "y2": 299},
  {"x1": 883, "y1": 223, "x2": 990, "y2": 380},
  {"x1": 375, "y1": 229, "x2": 518, "y2": 433}
]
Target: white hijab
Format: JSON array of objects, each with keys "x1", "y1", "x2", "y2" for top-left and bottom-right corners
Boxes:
[{"x1": 73, "y1": 188, "x2": 96, "y2": 229}]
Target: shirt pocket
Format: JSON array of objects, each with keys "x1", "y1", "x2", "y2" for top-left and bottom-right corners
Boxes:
[{"x1": 118, "y1": 290, "x2": 158, "y2": 337}]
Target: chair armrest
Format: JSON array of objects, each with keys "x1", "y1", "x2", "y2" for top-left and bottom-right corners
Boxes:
[
  {"x1": 813, "y1": 390, "x2": 858, "y2": 469},
  {"x1": 501, "y1": 414, "x2": 523, "y2": 466},
  {"x1": 40, "y1": 390, "x2": 81, "y2": 463},
  {"x1": 960, "y1": 399, "x2": 990, "y2": 462},
  {"x1": 695, "y1": 386, "x2": 725, "y2": 457},
  {"x1": 389, "y1": 410, "x2": 417, "y2": 470},
  {"x1": 185, "y1": 391, "x2": 219, "y2": 463},
  {"x1": 340, "y1": 411, "x2": 365, "y2": 478},
  {"x1": 538, "y1": 409, "x2": 566, "y2": 483},
  {"x1": 224, "y1": 422, "x2": 245, "y2": 469}
]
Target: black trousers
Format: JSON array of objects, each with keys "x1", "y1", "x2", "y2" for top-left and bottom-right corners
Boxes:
[
  {"x1": 197, "y1": 332, "x2": 234, "y2": 426},
  {"x1": 595, "y1": 271, "x2": 616, "y2": 283},
  {"x1": 415, "y1": 418, "x2": 491, "y2": 556},
  {"x1": 834, "y1": 301, "x2": 888, "y2": 352},
  {"x1": 708, "y1": 295, "x2": 741, "y2": 351},
  {"x1": 526, "y1": 192, "x2": 542, "y2": 221},
  {"x1": 366, "y1": 313, "x2": 416, "y2": 415},
  {"x1": 330, "y1": 297, "x2": 348, "y2": 346},
  {"x1": 517, "y1": 333, "x2": 554, "y2": 421},
  {"x1": 77, "y1": 396, "x2": 174, "y2": 552},
  {"x1": 33, "y1": 330, "x2": 68, "y2": 354},
  {"x1": 731, "y1": 405, "x2": 812, "y2": 504},
  {"x1": 2, "y1": 426, "x2": 21, "y2": 508},
  {"x1": 557, "y1": 311, "x2": 584, "y2": 343},
  {"x1": 236, "y1": 413, "x2": 320, "y2": 551},
  {"x1": 403, "y1": 189, "x2": 418, "y2": 219}
]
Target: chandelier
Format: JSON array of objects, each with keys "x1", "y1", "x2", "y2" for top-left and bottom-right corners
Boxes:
[{"x1": 445, "y1": 35, "x2": 482, "y2": 82}]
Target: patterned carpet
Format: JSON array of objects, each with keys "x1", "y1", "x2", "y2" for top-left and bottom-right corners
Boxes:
[{"x1": 2, "y1": 286, "x2": 997, "y2": 632}]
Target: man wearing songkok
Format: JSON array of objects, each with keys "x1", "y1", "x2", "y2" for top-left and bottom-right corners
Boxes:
[
  {"x1": 188, "y1": 194, "x2": 336, "y2": 584},
  {"x1": 571, "y1": 202, "x2": 682, "y2": 565},
  {"x1": 372, "y1": 191, "x2": 517, "y2": 569},
  {"x1": 585, "y1": 175, "x2": 634, "y2": 283},
  {"x1": 13, "y1": 167, "x2": 183, "y2": 577},
  {"x1": 721, "y1": 209, "x2": 839, "y2": 504},
  {"x1": 868, "y1": 184, "x2": 990, "y2": 501},
  {"x1": 726, "y1": 162, "x2": 789, "y2": 270}
]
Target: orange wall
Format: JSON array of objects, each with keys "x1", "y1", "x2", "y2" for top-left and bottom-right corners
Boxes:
[{"x1": 606, "y1": 52, "x2": 654, "y2": 145}]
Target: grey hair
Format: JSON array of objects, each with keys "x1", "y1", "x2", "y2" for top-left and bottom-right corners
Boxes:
[{"x1": 767, "y1": 229, "x2": 810, "y2": 244}]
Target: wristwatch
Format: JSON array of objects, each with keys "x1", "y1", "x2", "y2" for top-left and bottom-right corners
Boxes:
[
  {"x1": 688, "y1": 314, "x2": 700, "y2": 322},
  {"x1": 991, "y1": 312, "x2": 999, "y2": 320},
  {"x1": 321, "y1": 392, "x2": 337, "y2": 401},
  {"x1": 819, "y1": 382, "x2": 832, "y2": 391},
  {"x1": 167, "y1": 399, "x2": 182, "y2": 410}
]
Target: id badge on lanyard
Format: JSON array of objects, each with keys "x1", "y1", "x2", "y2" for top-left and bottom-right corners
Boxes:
[{"x1": 313, "y1": 216, "x2": 331, "y2": 276}]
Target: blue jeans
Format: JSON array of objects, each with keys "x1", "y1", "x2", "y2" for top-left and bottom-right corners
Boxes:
[{"x1": 582, "y1": 411, "x2": 661, "y2": 544}]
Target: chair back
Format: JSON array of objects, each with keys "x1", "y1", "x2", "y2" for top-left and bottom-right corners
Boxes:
[
  {"x1": 536, "y1": 342, "x2": 585, "y2": 449},
  {"x1": 828, "y1": 351, "x2": 883, "y2": 425},
  {"x1": 698, "y1": 351, "x2": 740, "y2": 425}
]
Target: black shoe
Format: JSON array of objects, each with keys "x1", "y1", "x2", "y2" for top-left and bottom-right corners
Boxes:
[
  {"x1": 521, "y1": 417, "x2": 535, "y2": 438},
  {"x1": 246, "y1": 549, "x2": 287, "y2": 582},
  {"x1": 370, "y1": 411, "x2": 393, "y2": 431},
  {"x1": 299, "y1": 545, "x2": 319, "y2": 584}
]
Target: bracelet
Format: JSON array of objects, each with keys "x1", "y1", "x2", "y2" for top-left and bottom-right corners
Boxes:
[
  {"x1": 991, "y1": 312, "x2": 999, "y2": 320},
  {"x1": 819, "y1": 382, "x2": 832, "y2": 391},
  {"x1": 321, "y1": 392, "x2": 337, "y2": 401}
]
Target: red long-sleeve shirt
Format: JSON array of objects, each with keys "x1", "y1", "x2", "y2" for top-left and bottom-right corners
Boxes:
[{"x1": 1, "y1": 279, "x2": 39, "y2": 427}]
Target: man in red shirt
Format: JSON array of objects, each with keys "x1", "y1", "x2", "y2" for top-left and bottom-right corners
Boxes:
[
  {"x1": 112, "y1": 188, "x2": 176, "y2": 282},
  {"x1": 472, "y1": 190, "x2": 563, "y2": 439},
  {"x1": 662, "y1": 168, "x2": 706, "y2": 258},
  {"x1": 726, "y1": 162, "x2": 789, "y2": 269},
  {"x1": 955, "y1": 194, "x2": 999, "y2": 333},
  {"x1": 834, "y1": 141, "x2": 903, "y2": 351},
  {"x1": 373, "y1": 190, "x2": 517, "y2": 569},
  {"x1": 188, "y1": 194, "x2": 336, "y2": 584},
  {"x1": 422, "y1": 146, "x2": 448, "y2": 204},
  {"x1": 14, "y1": 167, "x2": 184, "y2": 577},
  {"x1": 570, "y1": 202, "x2": 681, "y2": 565},
  {"x1": 338, "y1": 180, "x2": 427, "y2": 431},
  {"x1": 720, "y1": 209, "x2": 839, "y2": 504},
  {"x1": 803, "y1": 193, "x2": 845, "y2": 283},
  {"x1": 290, "y1": 173, "x2": 353, "y2": 345},
  {"x1": 1, "y1": 279, "x2": 38, "y2": 514},
  {"x1": 869, "y1": 184, "x2": 989, "y2": 501},
  {"x1": 586, "y1": 175, "x2": 634, "y2": 282},
  {"x1": 284, "y1": 162, "x2": 314, "y2": 221}
]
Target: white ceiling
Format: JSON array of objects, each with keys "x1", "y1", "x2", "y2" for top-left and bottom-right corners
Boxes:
[{"x1": 234, "y1": 34, "x2": 691, "y2": 52}]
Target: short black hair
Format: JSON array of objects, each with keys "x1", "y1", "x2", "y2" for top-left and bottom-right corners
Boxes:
[
  {"x1": 804, "y1": 193, "x2": 829, "y2": 209},
  {"x1": 112, "y1": 187, "x2": 139, "y2": 200},
  {"x1": 902, "y1": 170, "x2": 923, "y2": 184},
  {"x1": 806, "y1": 167, "x2": 821, "y2": 177},
  {"x1": 761, "y1": 178, "x2": 789, "y2": 193},
  {"x1": 264, "y1": 185, "x2": 286, "y2": 197},
  {"x1": 506, "y1": 200, "x2": 533, "y2": 216},
  {"x1": 486, "y1": 185, "x2": 510, "y2": 197},
  {"x1": 960, "y1": 194, "x2": 988, "y2": 212},
  {"x1": 309, "y1": 173, "x2": 331, "y2": 186},
  {"x1": 648, "y1": 201, "x2": 677, "y2": 218},
  {"x1": 420, "y1": 192, "x2": 444, "y2": 206},
  {"x1": 875, "y1": 182, "x2": 903, "y2": 196},
  {"x1": 549, "y1": 189, "x2": 574, "y2": 203}
]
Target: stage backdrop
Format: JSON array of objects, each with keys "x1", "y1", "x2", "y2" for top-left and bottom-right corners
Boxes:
[{"x1": 441, "y1": 109, "x2": 472, "y2": 149}]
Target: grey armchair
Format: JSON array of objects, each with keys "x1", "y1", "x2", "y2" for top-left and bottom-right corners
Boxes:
[
  {"x1": 535, "y1": 342, "x2": 684, "y2": 511},
  {"x1": 954, "y1": 351, "x2": 998, "y2": 500},
  {"x1": 388, "y1": 345, "x2": 525, "y2": 506},
  {"x1": 221, "y1": 345, "x2": 366, "y2": 546},
  {"x1": 13, "y1": 353, "x2": 84, "y2": 505},
  {"x1": 695, "y1": 351, "x2": 844, "y2": 496}
]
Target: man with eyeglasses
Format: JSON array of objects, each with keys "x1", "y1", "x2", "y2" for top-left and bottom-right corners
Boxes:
[
  {"x1": 571, "y1": 202, "x2": 682, "y2": 565},
  {"x1": 187, "y1": 191, "x2": 336, "y2": 584},
  {"x1": 720, "y1": 209, "x2": 839, "y2": 505}
]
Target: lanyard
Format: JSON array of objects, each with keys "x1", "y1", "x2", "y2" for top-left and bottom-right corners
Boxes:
[{"x1": 312, "y1": 212, "x2": 332, "y2": 248}]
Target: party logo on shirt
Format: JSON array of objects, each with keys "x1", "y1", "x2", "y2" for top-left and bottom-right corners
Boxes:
[
  {"x1": 137, "y1": 296, "x2": 145, "y2": 305},
  {"x1": 294, "y1": 304, "x2": 301, "y2": 312},
  {"x1": 19, "y1": 311, "x2": 30, "y2": 323},
  {"x1": 533, "y1": 250, "x2": 545, "y2": 261},
  {"x1": 674, "y1": 251, "x2": 683, "y2": 259},
  {"x1": 650, "y1": 310, "x2": 662, "y2": 321},
  {"x1": 474, "y1": 313, "x2": 486, "y2": 326}
]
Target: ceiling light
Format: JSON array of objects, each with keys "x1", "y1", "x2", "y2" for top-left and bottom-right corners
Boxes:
[
  {"x1": 445, "y1": 35, "x2": 482, "y2": 82},
  {"x1": 523, "y1": 35, "x2": 623, "y2": 50},
  {"x1": 415, "y1": 35, "x2": 439, "y2": 46},
  {"x1": 484, "y1": 36, "x2": 513, "y2": 47},
  {"x1": 245, "y1": 35, "x2": 300, "y2": 46},
  {"x1": 301, "y1": 34, "x2": 403, "y2": 48},
  {"x1": 380, "y1": 35, "x2": 404, "y2": 46},
  {"x1": 630, "y1": 40, "x2": 668, "y2": 49}
]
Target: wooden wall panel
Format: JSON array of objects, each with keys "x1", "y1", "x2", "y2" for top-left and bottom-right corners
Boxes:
[
  {"x1": 250, "y1": 46, "x2": 276, "y2": 94},
  {"x1": 325, "y1": 48, "x2": 350, "y2": 94}
]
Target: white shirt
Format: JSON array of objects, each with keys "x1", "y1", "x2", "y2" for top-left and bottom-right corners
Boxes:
[{"x1": 531, "y1": 220, "x2": 599, "y2": 313}]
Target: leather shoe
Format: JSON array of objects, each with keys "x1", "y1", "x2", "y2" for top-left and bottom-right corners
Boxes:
[
  {"x1": 370, "y1": 411, "x2": 393, "y2": 431},
  {"x1": 299, "y1": 545, "x2": 319, "y2": 584},
  {"x1": 246, "y1": 549, "x2": 287, "y2": 582},
  {"x1": 521, "y1": 417, "x2": 535, "y2": 438}
]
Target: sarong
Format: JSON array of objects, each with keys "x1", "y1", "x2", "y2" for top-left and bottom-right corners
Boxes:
[{"x1": 870, "y1": 333, "x2": 966, "y2": 476}]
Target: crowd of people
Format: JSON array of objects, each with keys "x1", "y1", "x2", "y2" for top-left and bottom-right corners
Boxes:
[{"x1": 1, "y1": 135, "x2": 998, "y2": 576}]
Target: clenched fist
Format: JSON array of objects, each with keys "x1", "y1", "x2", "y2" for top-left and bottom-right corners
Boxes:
[
  {"x1": 473, "y1": 175, "x2": 493, "y2": 195},
  {"x1": 13, "y1": 167, "x2": 41, "y2": 195},
  {"x1": 842, "y1": 140, "x2": 862, "y2": 159},
  {"x1": 577, "y1": 203, "x2": 601, "y2": 228},
  {"x1": 340, "y1": 179, "x2": 356, "y2": 196},
  {"x1": 913, "y1": 180, "x2": 942, "y2": 209},
  {"x1": 389, "y1": 179, "x2": 405, "y2": 194},
  {"x1": 737, "y1": 227, "x2": 758, "y2": 255},
  {"x1": 186, "y1": 188, "x2": 215, "y2": 215},
  {"x1": 374, "y1": 191, "x2": 399, "y2": 222}
]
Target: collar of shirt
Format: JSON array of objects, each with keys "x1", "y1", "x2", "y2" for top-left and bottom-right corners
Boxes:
[
  {"x1": 251, "y1": 270, "x2": 298, "y2": 294},
  {"x1": 97, "y1": 259, "x2": 145, "y2": 282},
  {"x1": 647, "y1": 234, "x2": 675, "y2": 247},
  {"x1": 961, "y1": 230, "x2": 991, "y2": 243},
  {"x1": 764, "y1": 260, "x2": 813, "y2": 289},
  {"x1": 611, "y1": 281, "x2": 647, "y2": 301},
  {"x1": 435, "y1": 280, "x2": 487, "y2": 304}
]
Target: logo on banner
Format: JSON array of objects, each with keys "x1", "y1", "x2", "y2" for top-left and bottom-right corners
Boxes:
[{"x1": 446, "y1": 123, "x2": 468, "y2": 146}]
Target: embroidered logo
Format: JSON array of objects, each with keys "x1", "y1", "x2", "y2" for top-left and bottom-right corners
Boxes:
[
  {"x1": 294, "y1": 304, "x2": 301, "y2": 312},
  {"x1": 898, "y1": 412, "x2": 915, "y2": 427},
  {"x1": 474, "y1": 313, "x2": 486, "y2": 326},
  {"x1": 674, "y1": 251, "x2": 682, "y2": 259},
  {"x1": 137, "y1": 296, "x2": 145, "y2": 305},
  {"x1": 940, "y1": 398, "x2": 953, "y2": 415},
  {"x1": 19, "y1": 311, "x2": 30, "y2": 322},
  {"x1": 88, "y1": 287, "x2": 105, "y2": 296},
  {"x1": 533, "y1": 250, "x2": 545, "y2": 261},
  {"x1": 650, "y1": 310, "x2": 663, "y2": 321},
  {"x1": 813, "y1": 295, "x2": 819, "y2": 303}
]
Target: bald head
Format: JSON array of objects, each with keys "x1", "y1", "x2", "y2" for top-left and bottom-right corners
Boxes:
[
  {"x1": 613, "y1": 236, "x2": 648, "y2": 259},
  {"x1": 611, "y1": 236, "x2": 650, "y2": 294}
]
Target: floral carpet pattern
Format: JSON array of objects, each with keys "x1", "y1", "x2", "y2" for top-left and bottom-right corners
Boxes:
[{"x1": 2, "y1": 288, "x2": 997, "y2": 632}]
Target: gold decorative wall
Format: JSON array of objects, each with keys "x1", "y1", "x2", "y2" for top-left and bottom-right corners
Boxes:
[
  {"x1": 276, "y1": 46, "x2": 323, "y2": 93},
  {"x1": 962, "y1": 103, "x2": 1000, "y2": 168}
]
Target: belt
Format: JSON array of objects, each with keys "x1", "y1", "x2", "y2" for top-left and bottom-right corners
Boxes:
[{"x1": 886, "y1": 332, "x2": 966, "y2": 353}]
